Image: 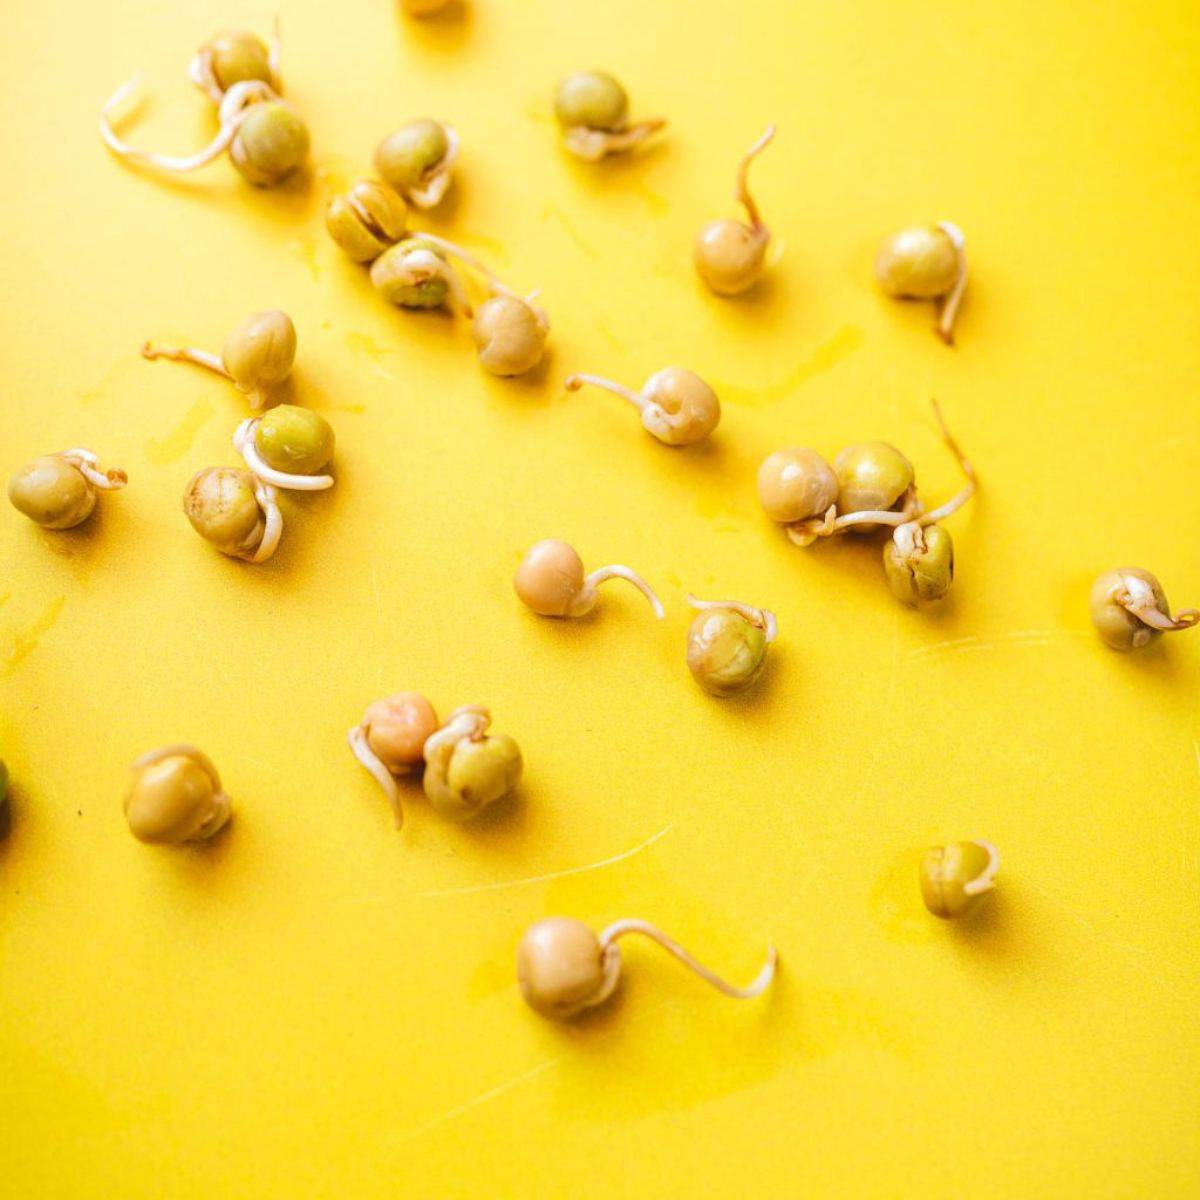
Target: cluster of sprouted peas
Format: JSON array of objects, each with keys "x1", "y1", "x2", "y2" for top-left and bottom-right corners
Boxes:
[{"x1": 1, "y1": 11, "x2": 1195, "y2": 1028}]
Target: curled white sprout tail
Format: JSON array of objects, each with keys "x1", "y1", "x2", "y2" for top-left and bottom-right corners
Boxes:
[
  {"x1": 403, "y1": 246, "x2": 473, "y2": 316},
  {"x1": 914, "y1": 400, "x2": 976, "y2": 525},
  {"x1": 935, "y1": 221, "x2": 967, "y2": 345},
  {"x1": 60, "y1": 449, "x2": 127, "y2": 490},
  {"x1": 687, "y1": 595, "x2": 777, "y2": 643},
  {"x1": 599, "y1": 919, "x2": 777, "y2": 1000},
  {"x1": 407, "y1": 125, "x2": 459, "y2": 209},
  {"x1": 734, "y1": 123, "x2": 776, "y2": 233},
  {"x1": 576, "y1": 565, "x2": 665, "y2": 619},
  {"x1": 565, "y1": 372, "x2": 647, "y2": 413},
  {"x1": 347, "y1": 724, "x2": 404, "y2": 828},
  {"x1": 413, "y1": 232, "x2": 516, "y2": 298},
  {"x1": 250, "y1": 480, "x2": 282, "y2": 563},
  {"x1": 100, "y1": 79, "x2": 271, "y2": 173},
  {"x1": 188, "y1": 51, "x2": 225, "y2": 105},
  {"x1": 962, "y1": 841, "x2": 1001, "y2": 897},
  {"x1": 233, "y1": 419, "x2": 334, "y2": 491},
  {"x1": 423, "y1": 705, "x2": 490, "y2": 761},
  {"x1": 1119, "y1": 576, "x2": 1200, "y2": 632}
]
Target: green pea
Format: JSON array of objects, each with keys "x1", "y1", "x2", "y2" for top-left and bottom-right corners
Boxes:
[
  {"x1": 554, "y1": 71, "x2": 629, "y2": 131},
  {"x1": 255, "y1": 406, "x2": 334, "y2": 476},
  {"x1": 8, "y1": 456, "x2": 96, "y2": 529},
  {"x1": 375, "y1": 119, "x2": 449, "y2": 191},
  {"x1": 425, "y1": 732, "x2": 522, "y2": 820},
  {"x1": 230, "y1": 102, "x2": 309, "y2": 186},
  {"x1": 883, "y1": 524, "x2": 954, "y2": 604},
  {"x1": 687, "y1": 609, "x2": 768, "y2": 696},
  {"x1": 183, "y1": 467, "x2": 264, "y2": 560}
]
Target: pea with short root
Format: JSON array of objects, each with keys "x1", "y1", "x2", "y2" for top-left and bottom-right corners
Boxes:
[
  {"x1": 370, "y1": 236, "x2": 471, "y2": 312},
  {"x1": 188, "y1": 26, "x2": 280, "y2": 104},
  {"x1": 694, "y1": 125, "x2": 776, "y2": 296},
  {"x1": 183, "y1": 466, "x2": 282, "y2": 563},
  {"x1": 233, "y1": 407, "x2": 335, "y2": 491},
  {"x1": 375, "y1": 119, "x2": 459, "y2": 209},
  {"x1": 517, "y1": 916, "x2": 777, "y2": 1021},
  {"x1": 686, "y1": 596, "x2": 777, "y2": 697},
  {"x1": 326, "y1": 180, "x2": 409, "y2": 263},
  {"x1": 553, "y1": 70, "x2": 665, "y2": 161},
  {"x1": 920, "y1": 840, "x2": 999, "y2": 918},
  {"x1": 1089, "y1": 567, "x2": 1199, "y2": 651},
  {"x1": 125, "y1": 744, "x2": 232, "y2": 844},
  {"x1": 876, "y1": 222, "x2": 967, "y2": 345},
  {"x1": 566, "y1": 367, "x2": 719, "y2": 446},
  {"x1": 142, "y1": 310, "x2": 297, "y2": 409},
  {"x1": 422, "y1": 706, "x2": 522, "y2": 821},
  {"x1": 515, "y1": 539, "x2": 664, "y2": 619},
  {"x1": 348, "y1": 692, "x2": 441, "y2": 828},
  {"x1": 8, "y1": 449, "x2": 127, "y2": 530}
]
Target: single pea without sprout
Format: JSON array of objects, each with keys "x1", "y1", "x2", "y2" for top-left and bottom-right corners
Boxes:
[
  {"x1": 515, "y1": 539, "x2": 665, "y2": 619},
  {"x1": 375, "y1": 119, "x2": 459, "y2": 209},
  {"x1": 8, "y1": 449, "x2": 127, "y2": 530},
  {"x1": 876, "y1": 222, "x2": 968, "y2": 345},
  {"x1": 100, "y1": 78, "x2": 308, "y2": 188},
  {"x1": 183, "y1": 467, "x2": 282, "y2": 563},
  {"x1": 686, "y1": 596, "x2": 777, "y2": 697},
  {"x1": 920, "y1": 840, "x2": 999, "y2": 919},
  {"x1": 348, "y1": 692, "x2": 441, "y2": 828},
  {"x1": 188, "y1": 27, "x2": 280, "y2": 104},
  {"x1": 326, "y1": 179, "x2": 409, "y2": 263},
  {"x1": 143, "y1": 310, "x2": 296, "y2": 409},
  {"x1": 233, "y1": 407, "x2": 335, "y2": 491},
  {"x1": 125, "y1": 744, "x2": 232, "y2": 845},
  {"x1": 694, "y1": 125, "x2": 776, "y2": 296},
  {"x1": 553, "y1": 70, "x2": 665, "y2": 161},
  {"x1": 517, "y1": 916, "x2": 777, "y2": 1021},
  {"x1": 1089, "y1": 568, "x2": 1199, "y2": 651},
  {"x1": 566, "y1": 367, "x2": 720, "y2": 446},
  {"x1": 422, "y1": 706, "x2": 523, "y2": 821}
]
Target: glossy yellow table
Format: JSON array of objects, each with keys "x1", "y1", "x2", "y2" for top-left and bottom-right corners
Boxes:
[{"x1": 3, "y1": 1, "x2": 1198, "y2": 1195}]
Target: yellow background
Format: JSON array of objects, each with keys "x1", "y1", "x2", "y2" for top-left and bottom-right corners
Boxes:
[{"x1": 2, "y1": 0, "x2": 1198, "y2": 1195}]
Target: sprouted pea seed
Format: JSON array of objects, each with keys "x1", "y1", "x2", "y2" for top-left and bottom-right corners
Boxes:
[
  {"x1": 553, "y1": 70, "x2": 665, "y2": 161},
  {"x1": 566, "y1": 367, "x2": 720, "y2": 446},
  {"x1": 189, "y1": 28, "x2": 279, "y2": 104},
  {"x1": 422, "y1": 706, "x2": 522, "y2": 820},
  {"x1": 686, "y1": 597, "x2": 777, "y2": 697},
  {"x1": 183, "y1": 466, "x2": 281, "y2": 563},
  {"x1": 876, "y1": 222, "x2": 968, "y2": 345},
  {"x1": 920, "y1": 840, "x2": 999, "y2": 919},
  {"x1": 8, "y1": 449, "x2": 127, "y2": 530},
  {"x1": 694, "y1": 125, "x2": 776, "y2": 296},
  {"x1": 1089, "y1": 568, "x2": 1199, "y2": 651},
  {"x1": 234, "y1": 407, "x2": 335, "y2": 491},
  {"x1": 348, "y1": 692, "x2": 441, "y2": 828},
  {"x1": 143, "y1": 310, "x2": 297, "y2": 409},
  {"x1": 515, "y1": 539, "x2": 665, "y2": 619},
  {"x1": 326, "y1": 179, "x2": 409, "y2": 263},
  {"x1": 375, "y1": 119, "x2": 458, "y2": 209},
  {"x1": 125, "y1": 744, "x2": 232, "y2": 844},
  {"x1": 517, "y1": 916, "x2": 777, "y2": 1021}
]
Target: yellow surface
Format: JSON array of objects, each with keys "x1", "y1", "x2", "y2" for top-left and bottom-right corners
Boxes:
[{"x1": 2, "y1": 0, "x2": 1199, "y2": 1195}]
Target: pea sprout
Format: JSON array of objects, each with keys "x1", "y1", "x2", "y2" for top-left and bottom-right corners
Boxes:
[
  {"x1": 517, "y1": 915, "x2": 777, "y2": 1020},
  {"x1": 694, "y1": 124, "x2": 776, "y2": 296},
  {"x1": 183, "y1": 466, "x2": 282, "y2": 563},
  {"x1": 8, "y1": 449, "x2": 127, "y2": 530},
  {"x1": 370, "y1": 238, "x2": 474, "y2": 314},
  {"x1": 920, "y1": 840, "x2": 999, "y2": 918},
  {"x1": 125, "y1": 744, "x2": 232, "y2": 844},
  {"x1": 553, "y1": 71, "x2": 666, "y2": 162},
  {"x1": 565, "y1": 367, "x2": 720, "y2": 446},
  {"x1": 686, "y1": 596, "x2": 777, "y2": 696},
  {"x1": 347, "y1": 692, "x2": 440, "y2": 828},
  {"x1": 875, "y1": 222, "x2": 968, "y2": 345},
  {"x1": 374, "y1": 119, "x2": 460, "y2": 210},
  {"x1": 1089, "y1": 568, "x2": 1200, "y2": 651},
  {"x1": 422, "y1": 705, "x2": 522, "y2": 820},
  {"x1": 515, "y1": 539, "x2": 665, "y2": 619},
  {"x1": 188, "y1": 24, "x2": 281, "y2": 104}
]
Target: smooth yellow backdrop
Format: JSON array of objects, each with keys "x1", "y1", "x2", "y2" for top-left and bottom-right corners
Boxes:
[{"x1": 2, "y1": 1, "x2": 1198, "y2": 1195}]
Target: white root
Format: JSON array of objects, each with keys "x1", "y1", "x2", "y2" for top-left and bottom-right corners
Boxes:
[
  {"x1": 250, "y1": 480, "x2": 282, "y2": 563},
  {"x1": 598, "y1": 918, "x2": 777, "y2": 1000},
  {"x1": 962, "y1": 841, "x2": 1001, "y2": 897},
  {"x1": 565, "y1": 372, "x2": 648, "y2": 413},
  {"x1": 687, "y1": 595, "x2": 777, "y2": 643},
  {"x1": 575, "y1": 565, "x2": 665, "y2": 619},
  {"x1": 347, "y1": 724, "x2": 405, "y2": 829},
  {"x1": 406, "y1": 124, "x2": 459, "y2": 209},
  {"x1": 233, "y1": 419, "x2": 334, "y2": 492},
  {"x1": 60, "y1": 448, "x2": 127, "y2": 490},
  {"x1": 935, "y1": 221, "x2": 968, "y2": 345}
]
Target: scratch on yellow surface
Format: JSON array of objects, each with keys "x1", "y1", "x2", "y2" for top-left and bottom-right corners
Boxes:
[
  {"x1": 422, "y1": 820, "x2": 677, "y2": 897},
  {"x1": 541, "y1": 202, "x2": 601, "y2": 258},
  {"x1": 2, "y1": 595, "x2": 66, "y2": 675},
  {"x1": 144, "y1": 397, "x2": 216, "y2": 466}
]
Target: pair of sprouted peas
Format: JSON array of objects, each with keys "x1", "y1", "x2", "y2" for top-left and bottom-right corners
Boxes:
[
  {"x1": 100, "y1": 27, "x2": 309, "y2": 189},
  {"x1": 349, "y1": 695, "x2": 522, "y2": 830},
  {"x1": 141, "y1": 310, "x2": 336, "y2": 563},
  {"x1": 514, "y1": 540, "x2": 776, "y2": 697}
]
